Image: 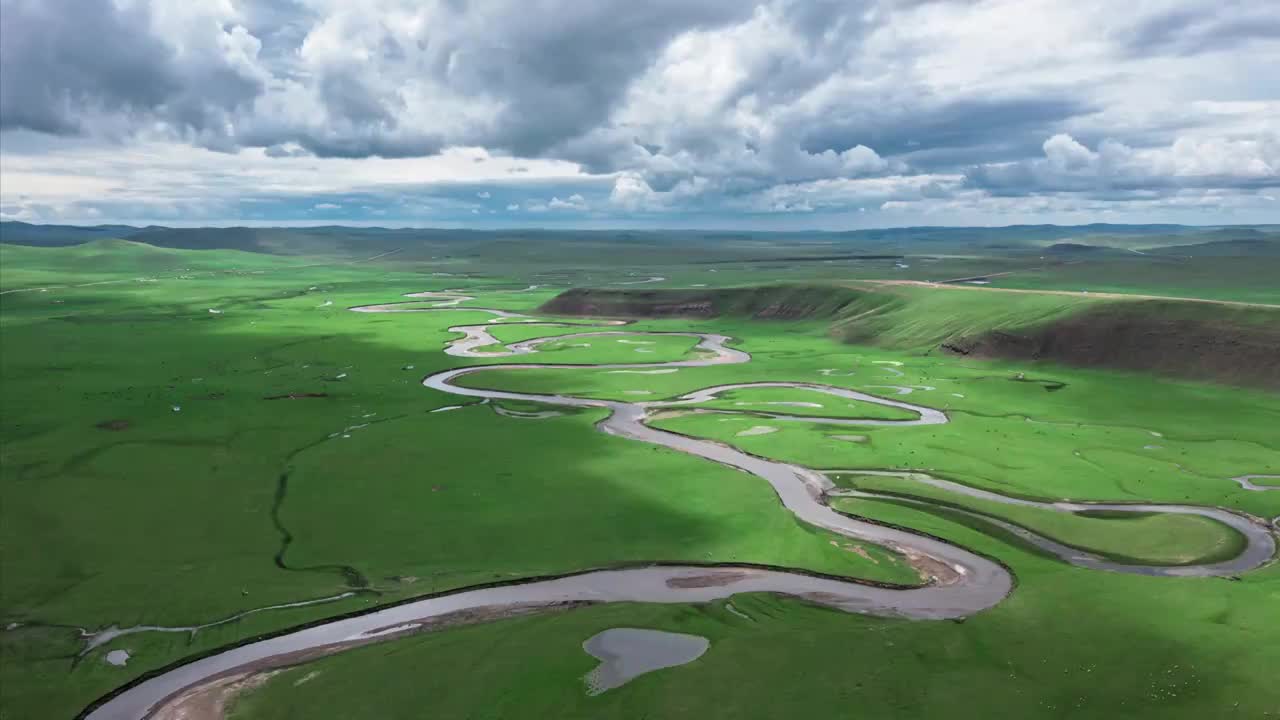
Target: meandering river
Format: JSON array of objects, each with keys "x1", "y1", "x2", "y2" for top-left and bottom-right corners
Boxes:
[{"x1": 80, "y1": 291, "x2": 1275, "y2": 720}]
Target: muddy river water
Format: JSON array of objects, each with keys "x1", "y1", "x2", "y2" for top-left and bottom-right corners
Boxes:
[{"x1": 81, "y1": 292, "x2": 1276, "y2": 720}]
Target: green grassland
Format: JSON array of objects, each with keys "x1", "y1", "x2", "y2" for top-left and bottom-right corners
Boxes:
[
  {"x1": 1, "y1": 251, "x2": 913, "y2": 718},
  {"x1": 830, "y1": 472, "x2": 1246, "y2": 566},
  {"x1": 227, "y1": 511, "x2": 1280, "y2": 720},
  {"x1": 7, "y1": 225, "x2": 1279, "y2": 305},
  {"x1": 1, "y1": 236, "x2": 1277, "y2": 719},
  {"x1": 0, "y1": 240, "x2": 321, "y2": 293},
  {"x1": 835, "y1": 282, "x2": 1105, "y2": 346},
  {"x1": 974, "y1": 254, "x2": 1280, "y2": 305},
  {"x1": 642, "y1": 366, "x2": 1279, "y2": 520},
  {"x1": 522, "y1": 332, "x2": 702, "y2": 363},
  {"x1": 653, "y1": 385, "x2": 920, "y2": 421},
  {"x1": 671, "y1": 255, "x2": 1280, "y2": 306}
]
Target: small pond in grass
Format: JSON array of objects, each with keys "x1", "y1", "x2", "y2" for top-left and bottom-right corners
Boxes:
[{"x1": 582, "y1": 628, "x2": 710, "y2": 695}]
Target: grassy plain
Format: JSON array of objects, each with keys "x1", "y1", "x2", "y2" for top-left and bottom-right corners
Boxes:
[
  {"x1": 1, "y1": 245, "x2": 913, "y2": 718},
  {"x1": 1, "y1": 235, "x2": 1277, "y2": 719},
  {"x1": 654, "y1": 385, "x2": 920, "y2": 421},
  {"x1": 830, "y1": 473, "x2": 1247, "y2": 566},
  {"x1": 228, "y1": 517, "x2": 1280, "y2": 720},
  {"x1": 524, "y1": 332, "x2": 702, "y2": 363}
]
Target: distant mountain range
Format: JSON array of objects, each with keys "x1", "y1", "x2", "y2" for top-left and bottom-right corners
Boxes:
[{"x1": 3, "y1": 220, "x2": 1277, "y2": 260}]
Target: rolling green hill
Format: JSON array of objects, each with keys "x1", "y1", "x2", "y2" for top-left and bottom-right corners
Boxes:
[{"x1": 542, "y1": 283, "x2": 1280, "y2": 388}]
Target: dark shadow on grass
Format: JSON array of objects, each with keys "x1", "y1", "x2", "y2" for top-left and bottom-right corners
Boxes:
[{"x1": 3, "y1": 288, "x2": 857, "y2": 718}]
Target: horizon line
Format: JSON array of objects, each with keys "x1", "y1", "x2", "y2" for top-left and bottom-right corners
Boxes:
[{"x1": 4, "y1": 219, "x2": 1279, "y2": 234}]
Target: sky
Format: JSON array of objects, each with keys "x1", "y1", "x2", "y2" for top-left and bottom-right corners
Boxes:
[{"x1": 1, "y1": 0, "x2": 1278, "y2": 229}]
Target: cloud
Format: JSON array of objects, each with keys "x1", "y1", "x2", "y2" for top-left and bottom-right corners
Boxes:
[
  {"x1": 0, "y1": 0, "x2": 267, "y2": 138},
  {"x1": 1, "y1": 0, "x2": 1278, "y2": 226},
  {"x1": 264, "y1": 142, "x2": 309, "y2": 158},
  {"x1": 748, "y1": 174, "x2": 966, "y2": 213},
  {"x1": 547, "y1": 193, "x2": 588, "y2": 211},
  {"x1": 0, "y1": 0, "x2": 175, "y2": 134},
  {"x1": 966, "y1": 132, "x2": 1280, "y2": 196},
  {"x1": 801, "y1": 96, "x2": 1096, "y2": 170},
  {"x1": 1, "y1": 0, "x2": 754, "y2": 159},
  {"x1": 1119, "y1": 1, "x2": 1280, "y2": 56},
  {"x1": 609, "y1": 173, "x2": 660, "y2": 211}
]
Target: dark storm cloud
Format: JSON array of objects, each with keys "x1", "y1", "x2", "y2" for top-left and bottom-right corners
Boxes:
[
  {"x1": 0, "y1": 0, "x2": 1004, "y2": 168},
  {"x1": 436, "y1": 0, "x2": 753, "y2": 156},
  {"x1": 298, "y1": 132, "x2": 446, "y2": 159},
  {"x1": 565, "y1": 93, "x2": 1097, "y2": 198},
  {"x1": 800, "y1": 97, "x2": 1096, "y2": 165},
  {"x1": 1, "y1": 0, "x2": 1277, "y2": 225},
  {"x1": 1121, "y1": 1, "x2": 1280, "y2": 56},
  {"x1": 0, "y1": 0, "x2": 263, "y2": 137},
  {"x1": 558, "y1": 94, "x2": 1101, "y2": 205},
  {"x1": 4, "y1": 0, "x2": 753, "y2": 160},
  {"x1": 239, "y1": 0, "x2": 317, "y2": 65},
  {"x1": 0, "y1": 0, "x2": 177, "y2": 133},
  {"x1": 219, "y1": 0, "x2": 757, "y2": 161},
  {"x1": 316, "y1": 72, "x2": 396, "y2": 127}
]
